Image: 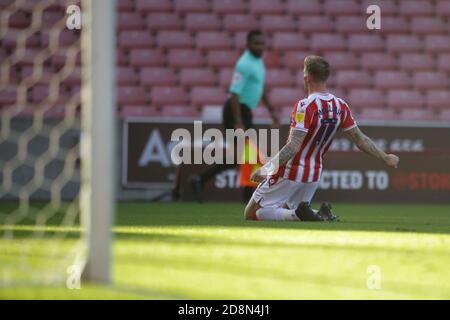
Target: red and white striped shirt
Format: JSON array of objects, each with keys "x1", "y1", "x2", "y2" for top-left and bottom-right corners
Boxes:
[{"x1": 274, "y1": 92, "x2": 357, "y2": 183}]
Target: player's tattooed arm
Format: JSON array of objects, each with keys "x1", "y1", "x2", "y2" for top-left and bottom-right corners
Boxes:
[
  {"x1": 275, "y1": 129, "x2": 306, "y2": 167},
  {"x1": 253, "y1": 129, "x2": 306, "y2": 181},
  {"x1": 346, "y1": 126, "x2": 399, "y2": 168}
]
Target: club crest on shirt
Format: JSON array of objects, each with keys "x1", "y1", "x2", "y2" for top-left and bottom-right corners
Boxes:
[
  {"x1": 295, "y1": 100, "x2": 306, "y2": 122},
  {"x1": 295, "y1": 112, "x2": 305, "y2": 122},
  {"x1": 232, "y1": 72, "x2": 242, "y2": 84}
]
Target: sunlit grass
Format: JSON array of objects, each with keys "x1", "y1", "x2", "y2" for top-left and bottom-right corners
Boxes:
[{"x1": 1, "y1": 202, "x2": 450, "y2": 299}]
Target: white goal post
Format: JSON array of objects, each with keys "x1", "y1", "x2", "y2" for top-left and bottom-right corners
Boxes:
[{"x1": 80, "y1": 0, "x2": 116, "y2": 284}]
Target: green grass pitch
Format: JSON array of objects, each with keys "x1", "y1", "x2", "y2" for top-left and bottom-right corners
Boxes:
[{"x1": 1, "y1": 202, "x2": 450, "y2": 299}]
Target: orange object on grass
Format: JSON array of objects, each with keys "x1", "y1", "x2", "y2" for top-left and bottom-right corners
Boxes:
[{"x1": 239, "y1": 137, "x2": 266, "y2": 187}]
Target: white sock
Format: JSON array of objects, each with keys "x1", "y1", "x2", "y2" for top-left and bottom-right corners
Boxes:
[{"x1": 256, "y1": 207, "x2": 300, "y2": 221}]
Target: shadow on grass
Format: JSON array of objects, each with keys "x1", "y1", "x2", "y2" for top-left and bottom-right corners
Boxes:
[{"x1": 114, "y1": 202, "x2": 450, "y2": 235}]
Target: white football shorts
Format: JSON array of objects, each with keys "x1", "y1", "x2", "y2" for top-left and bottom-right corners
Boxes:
[{"x1": 252, "y1": 177, "x2": 319, "y2": 209}]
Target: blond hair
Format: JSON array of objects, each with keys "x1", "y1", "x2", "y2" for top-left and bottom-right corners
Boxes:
[{"x1": 304, "y1": 55, "x2": 330, "y2": 83}]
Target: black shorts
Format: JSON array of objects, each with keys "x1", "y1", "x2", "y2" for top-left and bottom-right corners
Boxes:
[{"x1": 222, "y1": 98, "x2": 254, "y2": 130}]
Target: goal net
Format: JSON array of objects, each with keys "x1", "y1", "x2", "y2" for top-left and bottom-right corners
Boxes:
[{"x1": 0, "y1": 0, "x2": 115, "y2": 287}]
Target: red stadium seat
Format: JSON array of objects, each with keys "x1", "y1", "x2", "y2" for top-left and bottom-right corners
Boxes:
[
  {"x1": 436, "y1": 0, "x2": 450, "y2": 17},
  {"x1": 117, "y1": 49, "x2": 128, "y2": 66},
  {"x1": 336, "y1": 71, "x2": 372, "y2": 89},
  {"x1": 41, "y1": 10, "x2": 66, "y2": 28},
  {"x1": 263, "y1": 51, "x2": 282, "y2": 68},
  {"x1": 379, "y1": 17, "x2": 410, "y2": 34},
  {"x1": 272, "y1": 33, "x2": 308, "y2": 51},
  {"x1": 348, "y1": 34, "x2": 384, "y2": 52},
  {"x1": 0, "y1": 86, "x2": 17, "y2": 105},
  {"x1": 136, "y1": 0, "x2": 171, "y2": 12},
  {"x1": 362, "y1": 0, "x2": 397, "y2": 16},
  {"x1": 157, "y1": 31, "x2": 194, "y2": 49},
  {"x1": 336, "y1": 16, "x2": 368, "y2": 34},
  {"x1": 151, "y1": 87, "x2": 188, "y2": 106},
  {"x1": 119, "y1": 31, "x2": 154, "y2": 48},
  {"x1": 117, "y1": 67, "x2": 138, "y2": 85},
  {"x1": 168, "y1": 49, "x2": 205, "y2": 68},
  {"x1": 1, "y1": 29, "x2": 42, "y2": 49},
  {"x1": 196, "y1": 32, "x2": 232, "y2": 50},
  {"x1": 117, "y1": 0, "x2": 135, "y2": 11},
  {"x1": 118, "y1": 86, "x2": 148, "y2": 105},
  {"x1": 411, "y1": 17, "x2": 447, "y2": 35},
  {"x1": 12, "y1": 49, "x2": 41, "y2": 67},
  {"x1": 425, "y1": 36, "x2": 450, "y2": 53},
  {"x1": 426, "y1": 90, "x2": 450, "y2": 110},
  {"x1": 252, "y1": 107, "x2": 271, "y2": 120},
  {"x1": 160, "y1": 106, "x2": 200, "y2": 118},
  {"x1": 61, "y1": 67, "x2": 81, "y2": 86},
  {"x1": 298, "y1": 16, "x2": 334, "y2": 33},
  {"x1": 260, "y1": 15, "x2": 296, "y2": 32},
  {"x1": 213, "y1": 0, "x2": 248, "y2": 14},
  {"x1": 286, "y1": 0, "x2": 322, "y2": 15},
  {"x1": 324, "y1": 52, "x2": 360, "y2": 70},
  {"x1": 118, "y1": 12, "x2": 145, "y2": 30},
  {"x1": 30, "y1": 85, "x2": 54, "y2": 103},
  {"x1": 50, "y1": 48, "x2": 81, "y2": 68},
  {"x1": 265, "y1": 69, "x2": 295, "y2": 87},
  {"x1": 283, "y1": 51, "x2": 310, "y2": 69},
  {"x1": 129, "y1": 49, "x2": 166, "y2": 67},
  {"x1": 185, "y1": 14, "x2": 221, "y2": 32},
  {"x1": 399, "y1": 54, "x2": 435, "y2": 71},
  {"x1": 233, "y1": 32, "x2": 250, "y2": 49},
  {"x1": 399, "y1": 0, "x2": 434, "y2": 16},
  {"x1": 270, "y1": 88, "x2": 305, "y2": 107},
  {"x1": 361, "y1": 53, "x2": 397, "y2": 70},
  {"x1": 218, "y1": 68, "x2": 234, "y2": 88},
  {"x1": 386, "y1": 35, "x2": 423, "y2": 52},
  {"x1": 413, "y1": 72, "x2": 449, "y2": 90},
  {"x1": 174, "y1": 0, "x2": 210, "y2": 13},
  {"x1": 8, "y1": 10, "x2": 31, "y2": 28},
  {"x1": 348, "y1": 89, "x2": 386, "y2": 109},
  {"x1": 311, "y1": 34, "x2": 347, "y2": 51},
  {"x1": 179, "y1": 68, "x2": 217, "y2": 87},
  {"x1": 120, "y1": 106, "x2": 159, "y2": 118},
  {"x1": 437, "y1": 54, "x2": 450, "y2": 72},
  {"x1": 46, "y1": 30, "x2": 80, "y2": 47},
  {"x1": 223, "y1": 15, "x2": 258, "y2": 32},
  {"x1": 207, "y1": 50, "x2": 239, "y2": 68},
  {"x1": 298, "y1": 70, "x2": 335, "y2": 87},
  {"x1": 280, "y1": 106, "x2": 295, "y2": 122},
  {"x1": 0, "y1": 0, "x2": 14, "y2": 10},
  {"x1": 20, "y1": 66, "x2": 52, "y2": 83},
  {"x1": 249, "y1": 0, "x2": 284, "y2": 15},
  {"x1": 140, "y1": 68, "x2": 177, "y2": 86},
  {"x1": 387, "y1": 90, "x2": 424, "y2": 109},
  {"x1": 328, "y1": 89, "x2": 347, "y2": 101},
  {"x1": 147, "y1": 14, "x2": 183, "y2": 31},
  {"x1": 438, "y1": 110, "x2": 450, "y2": 121},
  {"x1": 398, "y1": 109, "x2": 435, "y2": 121},
  {"x1": 375, "y1": 71, "x2": 412, "y2": 90},
  {"x1": 358, "y1": 108, "x2": 397, "y2": 121},
  {"x1": 190, "y1": 87, "x2": 227, "y2": 107},
  {"x1": 324, "y1": 0, "x2": 360, "y2": 16}
]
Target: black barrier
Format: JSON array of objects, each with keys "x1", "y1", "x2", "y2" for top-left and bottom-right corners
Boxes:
[{"x1": 123, "y1": 119, "x2": 450, "y2": 203}]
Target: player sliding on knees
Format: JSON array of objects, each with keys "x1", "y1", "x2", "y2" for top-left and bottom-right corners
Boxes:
[{"x1": 244, "y1": 56, "x2": 400, "y2": 222}]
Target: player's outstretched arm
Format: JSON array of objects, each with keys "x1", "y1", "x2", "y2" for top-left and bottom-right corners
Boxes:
[
  {"x1": 346, "y1": 126, "x2": 399, "y2": 168},
  {"x1": 251, "y1": 129, "x2": 306, "y2": 182}
]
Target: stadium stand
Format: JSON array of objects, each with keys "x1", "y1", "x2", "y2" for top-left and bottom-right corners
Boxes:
[{"x1": 1, "y1": 0, "x2": 449, "y2": 121}]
